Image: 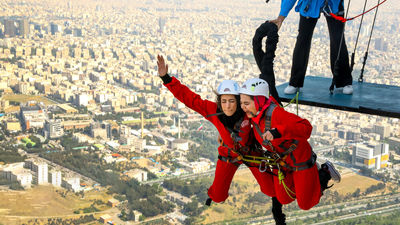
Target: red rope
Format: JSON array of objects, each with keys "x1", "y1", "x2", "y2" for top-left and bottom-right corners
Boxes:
[{"x1": 330, "y1": 0, "x2": 387, "y2": 23}]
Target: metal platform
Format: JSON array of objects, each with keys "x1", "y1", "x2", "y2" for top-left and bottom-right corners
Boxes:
[{"x1": 276, "y1": 76, "x2": 400, "y2": 118}]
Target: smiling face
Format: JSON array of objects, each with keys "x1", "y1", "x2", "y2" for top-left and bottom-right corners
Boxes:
[
  {"x1": 240, "y1": 94, "x2": 257, "y2": 118},
  {"x1": 220, "y1": 94, "x2": 237, "y2": 116}
]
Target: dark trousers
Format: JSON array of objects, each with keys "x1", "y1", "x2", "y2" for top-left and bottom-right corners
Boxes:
[{"x1": 289, "y1": 15, "x2": 352, "y2": 88}]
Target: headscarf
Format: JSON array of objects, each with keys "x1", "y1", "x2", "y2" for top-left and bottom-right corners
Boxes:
[{"x1": 252, "y1": 96, "x2": 272, "y2": 124}]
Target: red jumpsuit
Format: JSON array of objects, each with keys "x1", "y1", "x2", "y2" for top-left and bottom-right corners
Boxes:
[
  {"x1": 164, "y1": 77, "x2": 276, "y2": 202},
  {"x1": 252, "y1": 97, "x2": 321, "y2": 210}
]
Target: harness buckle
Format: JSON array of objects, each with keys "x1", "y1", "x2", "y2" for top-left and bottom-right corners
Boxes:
[
  {"x1": 231, "y1": 132, "x2": 242, "y2": 142},
  {"x1": 272, "y1": 152, "x2": 281, "y2": 161}
]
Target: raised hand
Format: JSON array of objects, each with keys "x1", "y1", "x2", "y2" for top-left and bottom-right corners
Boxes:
[{"x1": 157, "y1": 55, "x2": 168, "y2": 77}]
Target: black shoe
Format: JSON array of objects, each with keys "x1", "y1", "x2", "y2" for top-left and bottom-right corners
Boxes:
[
  {"x1": 323, "y1": 161, "x2": 341, "y2": 182},
  {"x1": 319, "y1": 165, "x2": 333, "y2": 193}
]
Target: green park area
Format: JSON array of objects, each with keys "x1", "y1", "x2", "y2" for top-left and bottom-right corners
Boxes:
[
  {"x1": 21, "y1": 137, "x2": 36, "y2": 147},
  {"x1": 2, "y1": 94, "x2": 57, "y2": 106}
]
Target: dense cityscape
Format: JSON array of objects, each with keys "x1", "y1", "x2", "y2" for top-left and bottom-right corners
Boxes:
[{"x1": 0, "y1": 0, "x2": 399, "y2": 224}]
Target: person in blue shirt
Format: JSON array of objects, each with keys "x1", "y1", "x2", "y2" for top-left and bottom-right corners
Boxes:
[{"x1": 271, "y1": 0, "x2": 353, "y2": 95}]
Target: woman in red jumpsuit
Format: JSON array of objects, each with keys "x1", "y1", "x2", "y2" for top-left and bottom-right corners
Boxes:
[
  {"x1": 239, "y1": 78, "x2": 341, "y2": 224},
  {"x1": 157, "y1": 55, "x2": 276, "y2": 206}
]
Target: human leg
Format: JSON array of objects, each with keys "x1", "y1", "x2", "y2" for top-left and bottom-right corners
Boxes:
[
  {"x1": 272, "y1": 170, "x2": 296, "y2": 205},
  {"x1": 272, "y1": 197, "x2": 286, "y2": 225},
  {"x1": 288, "y1": 15, "x2": 318, "y2": 88},
  {"x1": 292, "y1": 165, "x2": 321, "y2": 210},
  {"x1": 207, "y1": 159, "x2": 239, "y2": 204},
  {"x1": 249, "y1": 166, "x2": 285, "y2": 224},
  {"x1": 326, "y1": 15, "x2": 352, "y2": 89}
]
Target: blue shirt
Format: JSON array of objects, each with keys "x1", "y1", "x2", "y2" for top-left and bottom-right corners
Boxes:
[{"x1": 279, "y1": 0, "x2": 342, "y2": 18}]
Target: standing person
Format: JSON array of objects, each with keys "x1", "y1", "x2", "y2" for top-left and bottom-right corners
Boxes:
[
  {"x1": 157, "y1": 55, "x2": 276, "y2": 207},
  {"x1": 271, "y1": 0, "x2": 353, "y2": 95},
  {"x1": 239, "y1": 77, "x2": 341, "y2": 216}
]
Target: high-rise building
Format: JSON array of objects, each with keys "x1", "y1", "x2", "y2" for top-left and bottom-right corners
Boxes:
[
  {"x1": 373, "y1": 124, "x2": 390, "y2": 138},
  {"x1": 44, "y1": 119, "x2": 64, "y2": 139},
  {"x1": 32, "y1": 162, "x2": 48, "y2": 184},
  {"x1": 142, "y1": 60, "x2": 149, "y2": 72},
  {"x1": 375, "y1": 38, "x2": 388, "y2": 51},
  {"x1": 158, "y1": 17, "x2": 166, "y2": 33},
  {"x1": 73, "y1": 28, "x2": 82, "y2": 37},
  {"x1": 50, "y1": 23, "x2": 60, "y2": 35},
  {"x1": 18, "y1": 19, "x2": 30, "y2": 37},
  {"x1": 75, "y1": 93, "x2": 89, "y2": 106},
  {"x1": 346, "y1": 131, "x2": 361, "y2": 141},
  {"x1": 4, "y1": 19, "x2": 17, "y2": 37},
  {"x1": 49, "y1": 170, "x2": 62, "y2": 187},
  {"x1": 352, "y1": 143, "x2": 389, "y2": 169},
  {"x1": 63, "y1": 177, "x2": 81, "y2": 192}
]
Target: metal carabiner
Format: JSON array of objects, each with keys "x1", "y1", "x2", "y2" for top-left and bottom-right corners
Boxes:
[{"x1": 259, "y1": 159, "x2": 267, "y2": 172}]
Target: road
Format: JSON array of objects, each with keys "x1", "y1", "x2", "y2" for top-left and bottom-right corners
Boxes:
[
  {"x1": 312, "y1": 204, "x2": 400, "y2": 225},
  {"x1": 244, "y1": 192, "x2": 400, "y2": 224}
]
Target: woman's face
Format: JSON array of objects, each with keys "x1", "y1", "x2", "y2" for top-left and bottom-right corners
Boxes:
[
  {"x1": 220, "y1": 94, "x2": 237, "y2": 116},
  {"x1": 240, "y1": 94, "x2": 257, "y2": 118}
]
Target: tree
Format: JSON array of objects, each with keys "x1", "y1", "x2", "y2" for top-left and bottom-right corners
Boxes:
[
  {"x1": 128, "y1": 209, "x2": 135, "y2": 221},
  {"x1": 183, "y1": 200, "x2": 201, "y2": 216},
  {"x1": 352, "y1": 188, "x2": 361, "y2": 198}
]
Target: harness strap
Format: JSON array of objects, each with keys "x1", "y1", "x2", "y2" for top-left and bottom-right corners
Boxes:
[
  {"x1": 206, "y1": 112, "x2": 224, "y2": 118},
  {"x1": 252, "y1": 102, "x2": 277, "y2": 146},
  {"x1": 278, "y1": 139, "x2": 299, "y2": 156},
  {"x1": 218, "y1": 155, "x2": 241, "y2": 167},
  {"x1": 264, "y1": 102, "x2": 277, "y2": 130},
  {"x1": 283, "y1": 151, "x2": 317, "y2": 172}
]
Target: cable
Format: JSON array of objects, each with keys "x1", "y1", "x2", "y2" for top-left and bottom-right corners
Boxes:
[
  {"x1": 359, "y1": 0, "x2": 381, "y2": 83},
  {"x1": 350, "y1": 0, "x2": 368, "y2": 73},
  {"x1": 330, "y1": 0, "x2": 387, "y2": 23}
]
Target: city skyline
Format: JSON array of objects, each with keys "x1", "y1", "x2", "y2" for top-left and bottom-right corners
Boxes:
[{"x1": 0, "y1": 0, "x2": 399, "y2": 224}]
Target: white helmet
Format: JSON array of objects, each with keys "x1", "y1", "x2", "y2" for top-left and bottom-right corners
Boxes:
[
  {"x1": 239, "y1": 78, "x2": 269, "y2": 98},
  {"x1": 217, "y1": 80, "x2": 240, "y2": 95}
]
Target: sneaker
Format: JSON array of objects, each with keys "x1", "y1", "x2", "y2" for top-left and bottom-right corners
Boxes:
[
  {"x1": 324, "y1": 161, "x2": 341, "y2": 183},
  {"x1": 343, "y1": 85, "x2": 353, "y2": 94},
  {"x1": 284, "y1": 85, "x2": 299, "y2": 94}
]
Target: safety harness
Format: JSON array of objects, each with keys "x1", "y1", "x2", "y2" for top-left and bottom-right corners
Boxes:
[
  {"x1": 206, "y1": 111, "x2": 250, "y2": 167},
  {"x1": 251, "y1": 102, "x2": 317, "y2": 199},
  {"x1": 206, "y1": 102, "x2": 316, "y2": 203}
]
